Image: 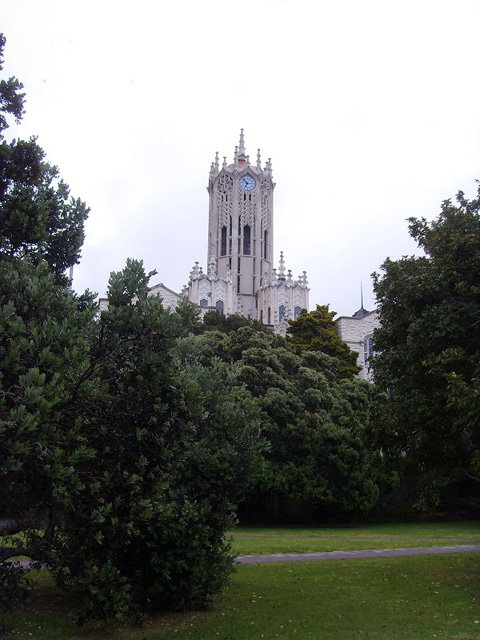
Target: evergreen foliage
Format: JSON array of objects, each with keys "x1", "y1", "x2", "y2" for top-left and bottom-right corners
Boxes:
[
  {"x1": 0, "y1": 35, "x2": 89, "y2": 286},
  {"x1": 287, "y1": 305, "x2": 360, "y2": 379},
  {"x1": 370, "y1": 184, "x2": 480, "y2": 501},
  {"x1": 201, "y1": 309, "x2": 269, "y2": 334},
  {"x1": 0, "y1": 259, "x2": 263, "y2": 622},
  {"x1": 53, "y1": 261, "x2": 263, "y2": 621},
  {"x1": 177, "y1": 327, "x2": 379, "y2": 520}
]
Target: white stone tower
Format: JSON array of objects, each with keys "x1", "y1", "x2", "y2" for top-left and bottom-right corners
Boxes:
[
  {"x1": 187, "y1": 130, "x2": 309, "y2": 330},
  {"x1": 206, "y1": 129, "x2": 274, "y2": 318}
]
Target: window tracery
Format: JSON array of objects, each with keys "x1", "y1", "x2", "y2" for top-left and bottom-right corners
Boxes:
[
  {"x1": 238, "y1": 186, "x2": 256, "y2": 227},
  {"x1": 216, "y1": 175, "x2": 233, "y2": 226},
  {"x1": 260, "y1": 177, "x2": 271, "y2": 227}
]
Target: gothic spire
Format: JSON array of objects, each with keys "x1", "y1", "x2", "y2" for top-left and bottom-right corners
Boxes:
[
  {"x1": 239, "y1": 128, "x2": 246, "y2": 156},
  {"x1": 235, "y1": 129, "x2": 248, "y2": 167}
]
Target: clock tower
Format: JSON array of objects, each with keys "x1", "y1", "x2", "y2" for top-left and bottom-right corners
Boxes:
[
  {"x1": 207, "y1": 129, "x2": 274, "y2": 317},
  {"x1": 186, "y1": 130, "x2": 309, "y2": 330}
]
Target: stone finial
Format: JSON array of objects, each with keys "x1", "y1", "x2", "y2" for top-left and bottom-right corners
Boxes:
[
  {"x1": 190, "y1": 261, "x2": 202, "y2": 279},
  {"x1": 234, "y1": 145, "x2": 239, "y2": 165},
  {"x1": 266, "y1": 157, "x2": 272, "y2": 172},
  {"x1": 257, "y1": 148, "x2": 261, "y2": 169},
  {"x1": 303, "y1": 271, "x2": 308, "y2": 286},
  {"x1": 239, "y1": 128, "x2": 245, "y2": 155},
  {"x1": 287, "y1": 269, "x2": 292, "y2": 282},
  {"x1": 222, "y1": 156, "x2": 227, "y2": 169},
  {"x1": 214, "y1": 151, "x2": 219, "y2": 172},
  {"x1": 272, "y1": 267, "x2": 277, "y2": 282},
  {"x1": 277, "y1": 251, "x2": 286, "y2": 281}
]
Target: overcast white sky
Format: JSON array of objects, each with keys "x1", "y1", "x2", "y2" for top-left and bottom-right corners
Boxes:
[{"x1": 2, "y1": 0, "x2": 479, "y2": 316}]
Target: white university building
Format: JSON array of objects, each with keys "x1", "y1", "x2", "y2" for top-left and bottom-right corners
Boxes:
[
  {"x1": 149, "y1": 130, "x2": 310, "y2": 333},
  {"x1": 102, "y1": 131, "x2": 378, "y2": 379}
]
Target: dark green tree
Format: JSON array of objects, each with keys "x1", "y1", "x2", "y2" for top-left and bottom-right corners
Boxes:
[
  {"x1": 188, "y1": 326, "x2": 378, "y2": 520},
  {"x1": 370, "y1": 184, "x2": 480, "y2": 497},
  {"x1": 0, "y1": 258, "x2": 98, "y2": 611},
  {"x1": 1, "y1": 260, "x2": 263, "y2": 622},
  {"x1": 287, "y1": 305, "x2": 360, "y2": 379},
  {"x1": 201, "y1": 309, "x2": 269, "y2": 335},
  {"x1": 0, "y1": 36, "x2": 97, "y2": 590},
  {"x1": 0, "y1": 34, "x2": 89, "y2": 285},
  {"x1": 54, "y1": 260, "x2": 263, "y2": 621},
  {"x1": 0, "y1": 34, "x2": 24, "y2": 131}
]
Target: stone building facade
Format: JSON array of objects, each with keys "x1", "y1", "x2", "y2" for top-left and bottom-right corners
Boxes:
[
  {"x1": 178, "y1": 130, "x2": 309, "y2": 333},
  {"x1": 335, "y1": 307, "x2": 379, "y2": 380}
]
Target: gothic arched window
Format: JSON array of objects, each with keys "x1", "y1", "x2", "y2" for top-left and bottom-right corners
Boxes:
[
  {"x1": 243, "y1": 225, "x2": 251, "y2": 255},
  {"x1": 267, "y1": 307, "x2": 271, "y2": 325},
  {"x1": 279, "y1": 305, "x2": 285, "y2": 322},
  {"x1": 221, "y1": 227, "x2": 227, "y2": 256},
  {"x1": 294, "y1": 306, "x2": 302, "y2": 320},
  {"x1": 200, "y1": 299, "x2": 208, "y2": 308},
  {"x1": 216, "y1": 300, "x2": 224, "y2": 313}
]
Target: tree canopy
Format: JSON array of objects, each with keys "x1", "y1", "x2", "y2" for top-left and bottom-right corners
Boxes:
[
  {"x1": 370, "y1": 184, "x2": 480, "y2": 495},
  {"x1": 0, "y1": 35, "x2": 89, "y2": 285},
  {"x1": 0, "y1": 260, "x2": 263, "y2": 622},
  {"x1": 176, "y1": 325, "x2": 379, "y2": 520},
  {"x1": 287, "y1": 305, "x2": 360, "y2": 379}
]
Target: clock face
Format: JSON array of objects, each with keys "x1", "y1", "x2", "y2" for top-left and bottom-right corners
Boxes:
[{"x1": 239, "y1": 174, "x2": 256, "y2": 192}]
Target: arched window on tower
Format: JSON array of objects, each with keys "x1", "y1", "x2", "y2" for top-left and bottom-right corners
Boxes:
[
  {"x1": 267, "y1": 307, "x2": 271, "y2": 325},
  {"x1": 264, "y1": 230, "x2": 268, "y2": 260},
  {"x1": 216, "y1": 300, "x2": 224, "y2": 314},
  {"x1": 294, "y1": 306, "x2": 302, "y2": 320},
  {"x1": 279, "y1": 305, "x2": 285, "y2": 322},
  {"x1": 243, "y1": 225, "x2": 251, "y2": 255},
  {"x1": 221, "y1": 227, "x2": 227, "y2": 256},
  {"x1": 260, "y1": 309, "x2": 264, "y2": 324},
  {"x1": 200, "y1": 299, "x2": 208, "y2": 308}
]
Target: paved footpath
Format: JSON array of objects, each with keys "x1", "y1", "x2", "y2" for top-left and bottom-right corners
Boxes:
[{"x1": 236, "y1": 545, "x2": 480, "y2": 564}]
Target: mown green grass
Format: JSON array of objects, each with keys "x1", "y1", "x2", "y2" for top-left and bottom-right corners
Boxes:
[
  {"x1": 231, "y1": 521, "x2": 480, "y2": 555},
  {"x1": 2, "y1": 523, "x2": 479, "y2": 640}
]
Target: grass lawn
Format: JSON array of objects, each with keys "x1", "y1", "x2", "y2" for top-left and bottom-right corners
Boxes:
[
  {"x1": 231, "y1": 521, "x2": 480, "y2": 555},
  {"x1": 2, "y1": 523, "x2": 479, "y2": 640}
]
